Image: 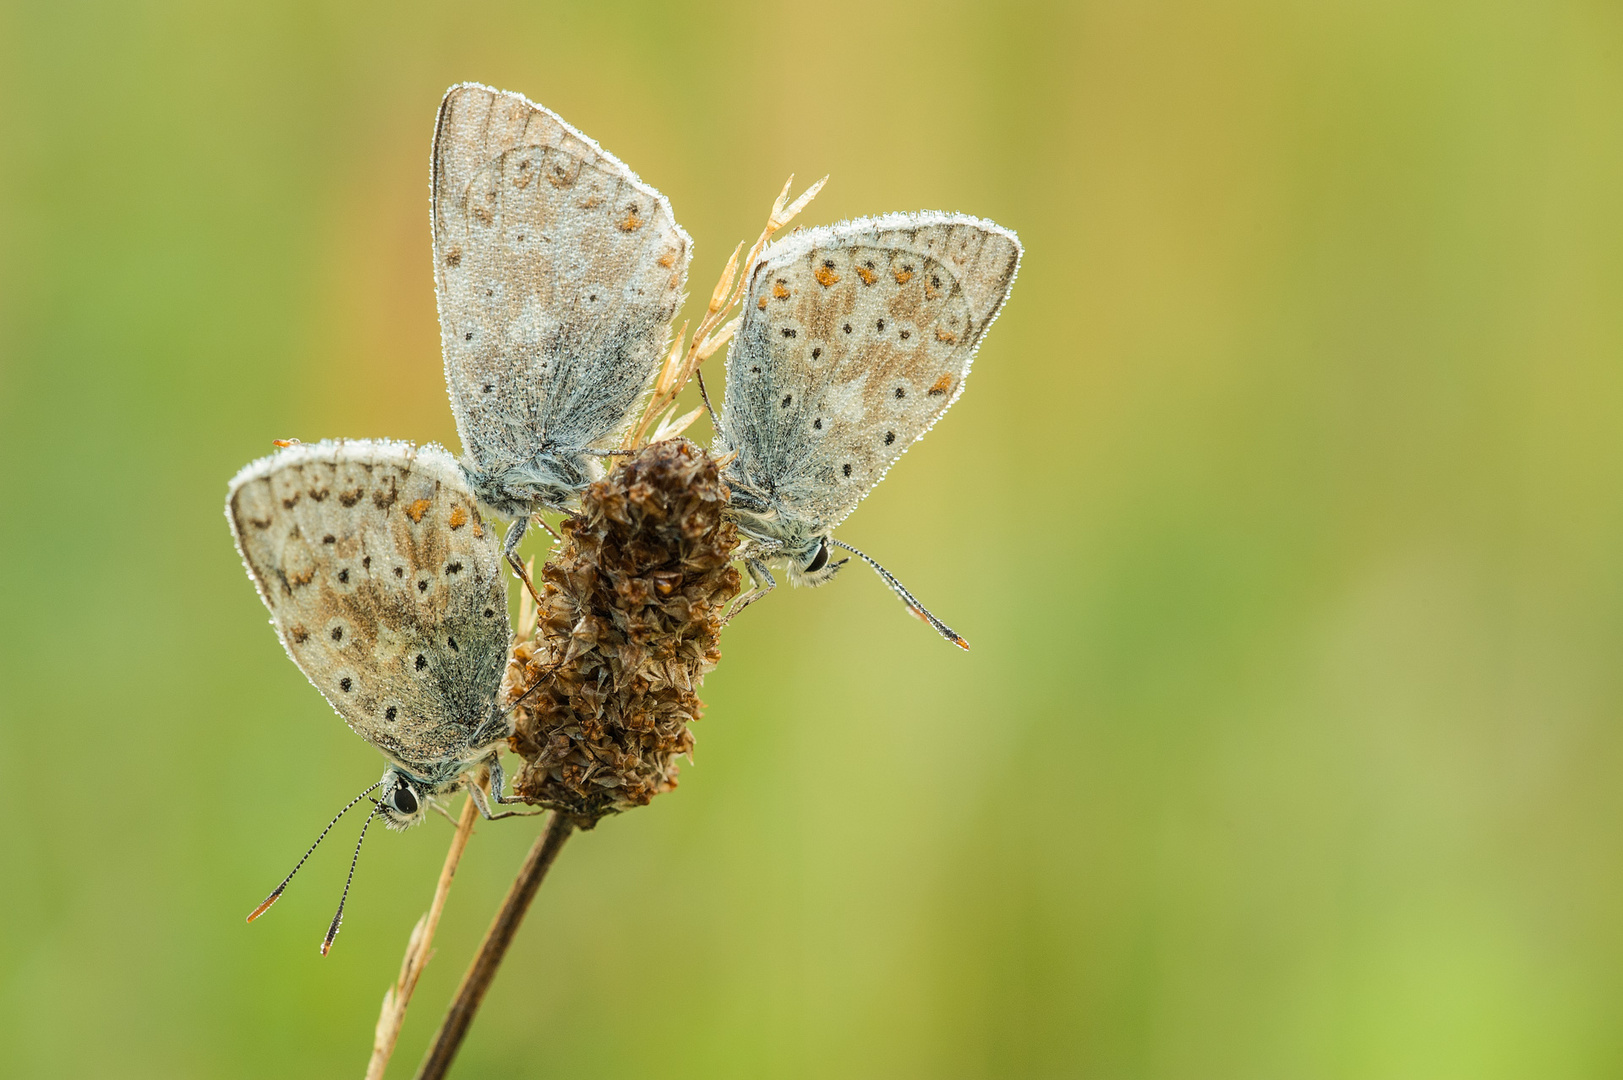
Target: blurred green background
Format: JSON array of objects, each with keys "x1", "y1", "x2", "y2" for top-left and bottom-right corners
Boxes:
[{"x1": 3, "y1": 1, "x2": 1621, "y2": 1076}]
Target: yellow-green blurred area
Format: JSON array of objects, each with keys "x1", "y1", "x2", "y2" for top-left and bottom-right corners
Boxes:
[{"x1": 2, "y1": 0, "x2": 1621, "y2": 1075}]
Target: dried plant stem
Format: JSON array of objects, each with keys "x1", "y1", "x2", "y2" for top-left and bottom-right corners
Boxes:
[
  {"x1": 365, "y1": 794, "x2": 481, "y2": 1080},
  {"x1": 413, "y1": 812, "x2": 577, "y2": 1080}
]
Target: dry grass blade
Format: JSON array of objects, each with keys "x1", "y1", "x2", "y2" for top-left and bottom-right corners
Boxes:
[
  {"x1": 695, "y1": 316, "x2": 738, "y2": 360},
  {"x1": 364, "y1": 795, "x2": 480, "y2": 1080},
  {"x1": 708, "y1": 242, "x2": 742, "y2": 313},
  {"x1": 516, "y1": 556, "x2": 538, "y2": 641},
  {"x1": 773, "y1": 174, "x2": 827, "y2": 229},
  {"x1": 652, "y1": 404, "x2": 706, "y2": 442},
  {"x1": 651, "y1": 320, "x2": 688, "y2": 400}
]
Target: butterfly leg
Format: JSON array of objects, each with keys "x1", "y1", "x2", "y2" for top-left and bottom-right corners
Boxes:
[
  {"x1": 722, "y1": 558, "x2": 777, "y2": 627},
  {"x1": 502, "y1": 517, "x2": 546, "y2": 608},
  {"x1": 465, "y1": 756, "x2": 544, "y2": 820},
  {"x1": 487, "y1": 753, "x2": 515, "y2": 806}
]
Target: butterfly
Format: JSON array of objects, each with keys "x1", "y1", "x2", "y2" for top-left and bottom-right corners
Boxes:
[
  {"x1": 227, "y1": 439, "x2": 535, "y2": 949},
  {"x1": 712, "y1": 212, "x2": 1022, "y2": 648},
  {"x1": 432, "y1": 82, "x2": 692, "y2": 571}
]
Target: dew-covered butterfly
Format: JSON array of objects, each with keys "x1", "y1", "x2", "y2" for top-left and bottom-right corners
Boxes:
[
  {"x1": 712, "y1": 213, "x2": 1021, "y2": 648},
  {"x1": 227, "y1": 439, "x2": 535, "y2": 950}
]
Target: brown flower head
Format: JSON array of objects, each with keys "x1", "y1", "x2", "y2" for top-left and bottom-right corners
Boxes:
[{"x1": 505, "y1": 438, "x2": 739, "y2": 824}]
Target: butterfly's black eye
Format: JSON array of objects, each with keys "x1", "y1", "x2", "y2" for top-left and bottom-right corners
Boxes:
[
  {"x1": 805, "y1": 539, "x2": 830, "y2": 574},
  {"x1": 392, "y1": 786, "x2": 419, "y2": 815}
]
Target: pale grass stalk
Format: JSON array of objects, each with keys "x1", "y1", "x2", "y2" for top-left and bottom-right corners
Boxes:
[
  {"x1": 516, "y1": 556, "x2": 538, "y2": 640},
  {"x1": 364, "y1": 795, "x2": 480, "y2": 1080}
]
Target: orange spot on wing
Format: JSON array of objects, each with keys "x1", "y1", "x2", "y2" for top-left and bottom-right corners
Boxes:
[
  {"x1": 658, "y1": 251, "x2": 676, "y2": 268},
  {"x1": 893, "y1": 267, "x2": 913, "y2": 284},
  {"x1": 757, "y1": 298, "x2": 768, "y2": 310},
  {"x1": 929, "y1": 374, "x2": 954, "y2": 396},
  {"x1": 855, "y1": 265, "x2": 877, "y2": 285},
  {"x1": 617, "y1": 208, "x2": 644, "y2": 232},
  {"x1": 934, "y1": 328, "x2": 958, "y2": 344},
  {"x1": 772, "y1": 281, "x2": 791, "y2": 299},
  {"x1": 406, "y1": 499, "x2": 431, "y2": 523},
  {"x1": 449, "y1": 506, "x2": 468, "y2": 529},
  {"x1": 814, "y1": 264, "x2": 841, "y2": 288}
]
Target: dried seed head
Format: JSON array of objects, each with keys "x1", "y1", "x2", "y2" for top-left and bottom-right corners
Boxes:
[{"x1": 505, "y1": 439, "x2": 739, "y2": 823}]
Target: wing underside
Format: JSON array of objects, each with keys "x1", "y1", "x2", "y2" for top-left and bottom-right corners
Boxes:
[
  {"x1": 432, "y1": 84, "x2": 693, "y2": 475},
  {"x1": 719, "y1": 213, "x2": 1021, "y2": 540},
  {"x1": 227, "y1": 440, "x2": 512, "y2": 774}
]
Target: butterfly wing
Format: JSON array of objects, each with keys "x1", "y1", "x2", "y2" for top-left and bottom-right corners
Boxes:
[
  {"x1": 432, "y1": 83, "x2": 692, "y2": 486},
  {"x1": 717, "y1": 213, "x2": 1021, "y2": 542},
  {"x1": 227, "y1": 440, "x2": 513, "y2": 777}
]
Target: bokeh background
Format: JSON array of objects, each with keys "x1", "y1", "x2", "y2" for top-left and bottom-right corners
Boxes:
[{"x1": 2, "y1": 1, "x2": 1621, "y2": 1076}]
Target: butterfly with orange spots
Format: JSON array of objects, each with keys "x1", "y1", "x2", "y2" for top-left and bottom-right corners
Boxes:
[
  {"x1": 713, "y1": 212, "x2": 1022, "y2": 648},
  {"x1": 227, "y1": 439, "x2": 538, "y2": 952}
]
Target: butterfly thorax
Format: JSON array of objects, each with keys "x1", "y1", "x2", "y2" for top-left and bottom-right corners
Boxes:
[
  {"x1": 460, "y1": 451, "x2": 592, "y2": 520},
  {"x1": 386, "y1": 703, "x2": 511, "y2": 784},
  {"x1": 388, "y1": 754, "x2": 484, "y2": 797},
  {"x1": 721, "y1": 468, "x2": 824, "y2": 568}
]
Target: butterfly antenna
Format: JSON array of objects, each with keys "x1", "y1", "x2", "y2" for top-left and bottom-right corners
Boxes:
[
  {"x1": 320, "y1": 805, "x2": 380, "y2": 956},
  {"x1": 246, "y1": 780, "x2": 382, "y2": 923},
  {"x1": 828, "y1": 539, "x2": 970, "y2": 650}
]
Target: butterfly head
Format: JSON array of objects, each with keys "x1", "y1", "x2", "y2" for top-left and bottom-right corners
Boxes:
[
  {"x1": 785, "y1": 536, "x2": 848, "y2": 588},
  {"x1": 377, "y1": 768, "x2": 431, "y2": 830}
]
